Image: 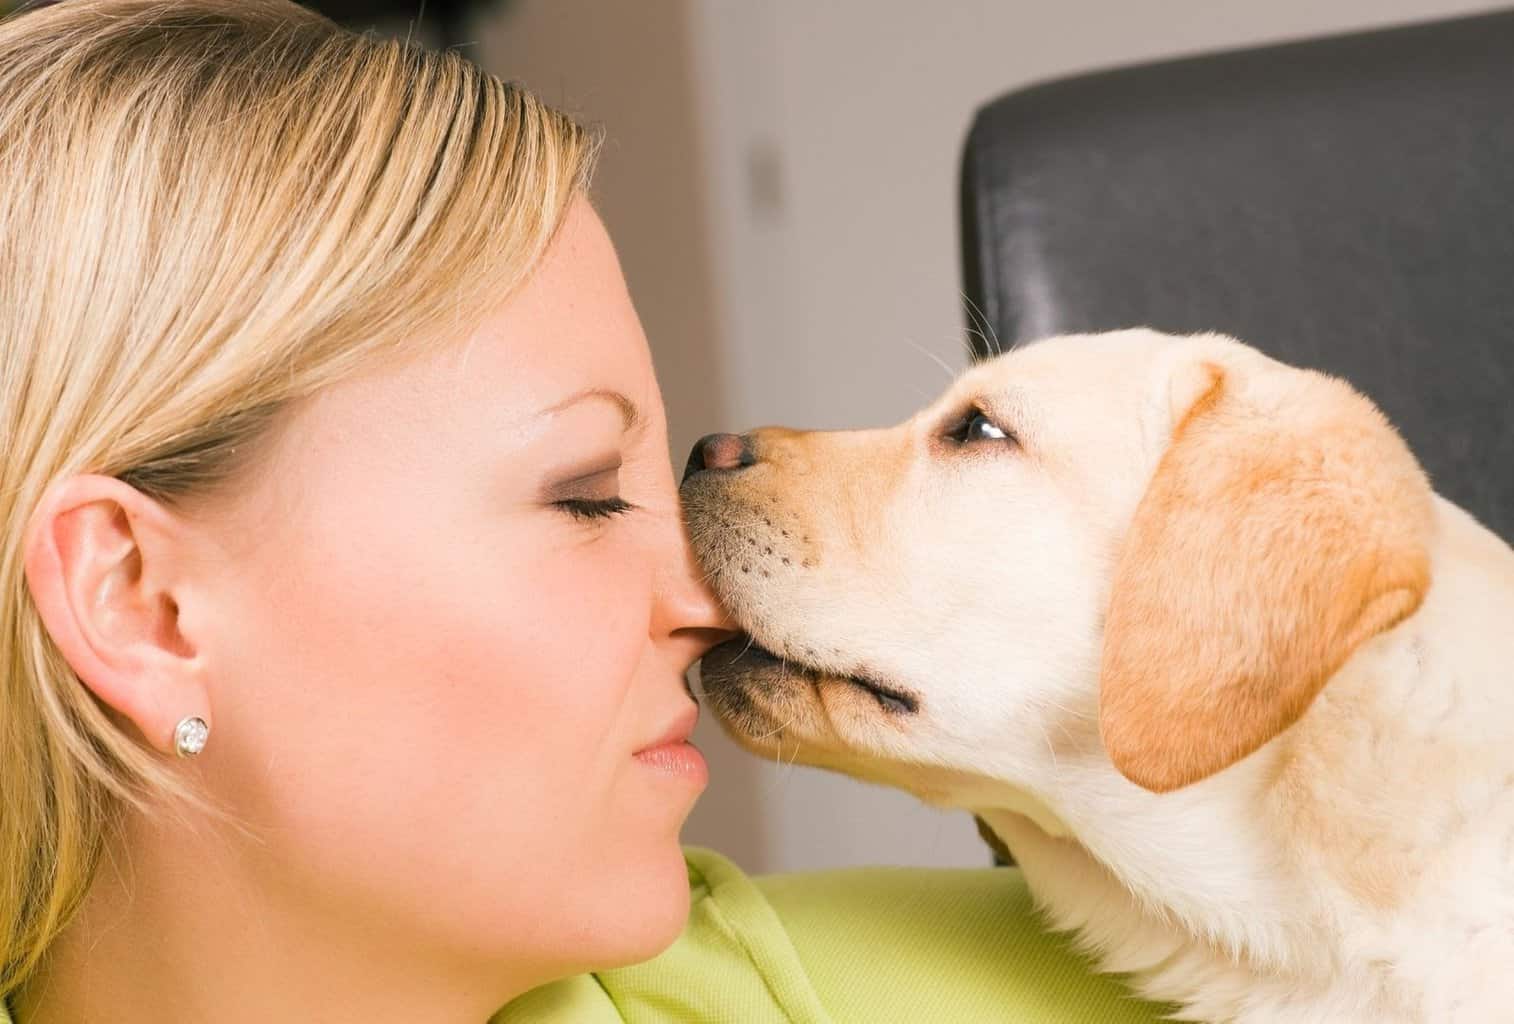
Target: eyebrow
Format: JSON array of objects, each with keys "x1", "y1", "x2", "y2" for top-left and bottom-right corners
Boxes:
[
  {"x1": 539, "y1": 388, "x2": 642, "y2": 431},
  {"x1": 981, "y1": 388, "x2": 1029, "y2": 423}
]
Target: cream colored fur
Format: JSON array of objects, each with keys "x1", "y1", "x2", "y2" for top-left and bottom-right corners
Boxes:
[{"x1": 683, "y1": 330, "x2": 1514, "y2": 1023}]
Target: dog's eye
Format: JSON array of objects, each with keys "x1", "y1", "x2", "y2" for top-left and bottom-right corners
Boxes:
[{"x1": 947, "y1": 410, "x2": 1013, "y2": 445}]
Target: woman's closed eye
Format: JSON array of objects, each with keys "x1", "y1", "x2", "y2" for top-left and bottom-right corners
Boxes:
[
  {"x1": 557, "y1": 495, "x2": 635, "y2": 521},
  {"x1": 545, "y1": 461, "x2": 639, "y2": 522}
]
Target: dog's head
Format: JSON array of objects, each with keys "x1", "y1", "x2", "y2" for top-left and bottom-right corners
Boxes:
[{"x1": 681, "y1": 330, "x2": 1434, "y2": 802}]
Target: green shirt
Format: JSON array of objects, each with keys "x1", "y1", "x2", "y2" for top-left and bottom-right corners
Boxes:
[
  {"x1": 4, "y1": 849, "x2": 1167, "y2": 1023},
  {"x1": 498, "y1": 848, "x2": 1163, "y2": 1023}
]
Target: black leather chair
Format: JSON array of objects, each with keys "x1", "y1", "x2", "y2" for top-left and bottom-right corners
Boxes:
[{"x1": 960, "y1": 8, "x2": 1514, "y2": 545}]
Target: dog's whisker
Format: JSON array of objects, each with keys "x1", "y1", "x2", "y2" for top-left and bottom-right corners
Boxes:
[
  {"x1": 962, "y1": 323, "x2": 996, "y2": 358},
  {"x1": 898, "y1": 335, "x2": 958, "y2": 383},
  {"x1": 1032, "y1": 717, "x2": 1059, "y2": 773},
  {"x1": 757, "y1": 702, "x2": 803, "y2": 795},
  {"x1": 752, "y1": 712, "x2": 791, "y2": 743},
  {"x1": 959, "y1": 288, "x2": 1005, "y2": 358}
]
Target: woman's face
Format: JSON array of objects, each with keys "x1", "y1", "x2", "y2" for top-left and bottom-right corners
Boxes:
[{"x1": 187, "y1": 200, "x2": 729, "y2": 985}]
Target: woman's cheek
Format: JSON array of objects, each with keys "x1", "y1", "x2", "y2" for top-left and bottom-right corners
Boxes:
[{"x1": 495, "y1": 535, "x2": 652, "y2": 716}]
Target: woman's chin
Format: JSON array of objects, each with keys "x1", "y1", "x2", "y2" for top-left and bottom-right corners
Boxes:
[{"x1": 608, "y1": 842, "x2": 693, "y2": 965}]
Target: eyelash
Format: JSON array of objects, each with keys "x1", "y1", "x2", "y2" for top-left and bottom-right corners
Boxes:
[{"x1": 555, "y1": 497, "x2": 636, "y2": 521}]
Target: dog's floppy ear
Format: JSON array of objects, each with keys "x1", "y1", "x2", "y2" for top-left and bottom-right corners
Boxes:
[{"x1": 1099, "y1": 354, "x2": 1434, "y2": 792}]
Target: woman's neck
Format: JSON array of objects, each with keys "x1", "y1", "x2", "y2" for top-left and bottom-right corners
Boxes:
[{"x1": 12, "y1": 812, "x2": 533, "y2": 1024}]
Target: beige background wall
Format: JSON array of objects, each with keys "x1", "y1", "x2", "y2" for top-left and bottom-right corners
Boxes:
[
  {"x1": 473, "y1": 0, "x2": 772, "y2": 870},
  {"x1": 464, "y1": 0, "x2": 1508, "y2": 874}
]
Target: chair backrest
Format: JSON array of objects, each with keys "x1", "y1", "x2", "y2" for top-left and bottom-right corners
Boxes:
[{"x1": 960, "y1": 9, "x2": 1514, "y2": 543}]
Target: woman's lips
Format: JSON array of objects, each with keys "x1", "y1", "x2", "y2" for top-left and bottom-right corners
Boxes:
[
  {"x1": 634, "y1": 702, "x2": 707, "y2": 783},
  {"x1": 634, "y1": 739, "x2": 708, "y2": 782}
]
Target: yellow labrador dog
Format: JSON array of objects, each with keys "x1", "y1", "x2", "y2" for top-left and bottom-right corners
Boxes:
[{"x1": 680, "y1": 329, "x2": 1514, "y2": 1024}]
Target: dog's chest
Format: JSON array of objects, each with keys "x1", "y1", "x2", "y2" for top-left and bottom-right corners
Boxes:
[
  {"x1": 981, "y1": 751, "x2": 1514, "y2": 1023},
  {"x1": 976, "y1": 804, "x2": 1471, "y2": 1023}
]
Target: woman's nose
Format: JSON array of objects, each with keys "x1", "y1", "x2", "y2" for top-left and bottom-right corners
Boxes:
[{"x1": 653, "y1": 513, "x2": 739, "y2": 653}]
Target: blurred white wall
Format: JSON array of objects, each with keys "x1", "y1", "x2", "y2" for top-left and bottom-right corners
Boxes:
[{"x1": 474, "y1": 0, "x2": 1506, "y2": 874}]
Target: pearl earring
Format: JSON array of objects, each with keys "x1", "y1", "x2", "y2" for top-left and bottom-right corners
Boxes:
[{"x1": 174, "y1": 716, "x2": 210, "y2": 758}]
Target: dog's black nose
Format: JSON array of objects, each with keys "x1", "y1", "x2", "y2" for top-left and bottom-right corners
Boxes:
[{"x1": 683, "y1": 433, "x2": 755, "y2": 482}]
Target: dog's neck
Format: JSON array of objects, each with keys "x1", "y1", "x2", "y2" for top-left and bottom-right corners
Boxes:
[
  {"x1": 977, "y1": 741, "x2": 1306, "y2": 973},
  {"x1": 978, "y1": 497, "x2": 1514, "y2": 1013}
]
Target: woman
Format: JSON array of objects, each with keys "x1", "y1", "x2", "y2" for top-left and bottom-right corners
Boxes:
[{"x1": 0, "y1": 2, "x2": 1165, "y2": 1020}]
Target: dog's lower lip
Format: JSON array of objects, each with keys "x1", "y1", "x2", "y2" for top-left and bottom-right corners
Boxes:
[
  {"x1": 705, "y1": 635, "x2": 918, "y2": 715},
  {"x1": 848, "y1": 676, "x2": 918, "y2": 714}
]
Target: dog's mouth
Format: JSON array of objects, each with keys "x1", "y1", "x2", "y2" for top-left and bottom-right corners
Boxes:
[{"x1": 700, "y1": 635, "x2": 919, "y2": 716}]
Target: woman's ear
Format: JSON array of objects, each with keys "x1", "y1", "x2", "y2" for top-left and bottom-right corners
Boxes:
[
  {"x1": 1099, "y1": 354, "x2": 1434, "y2": 792},
  {"x1": 23, "y1": 474, "x2": 210, "y2": 757}
]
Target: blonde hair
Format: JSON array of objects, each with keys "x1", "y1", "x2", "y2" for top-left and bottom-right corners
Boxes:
[{"x1": 0, "y1": 0, "x2": 597, "y2": 999}]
